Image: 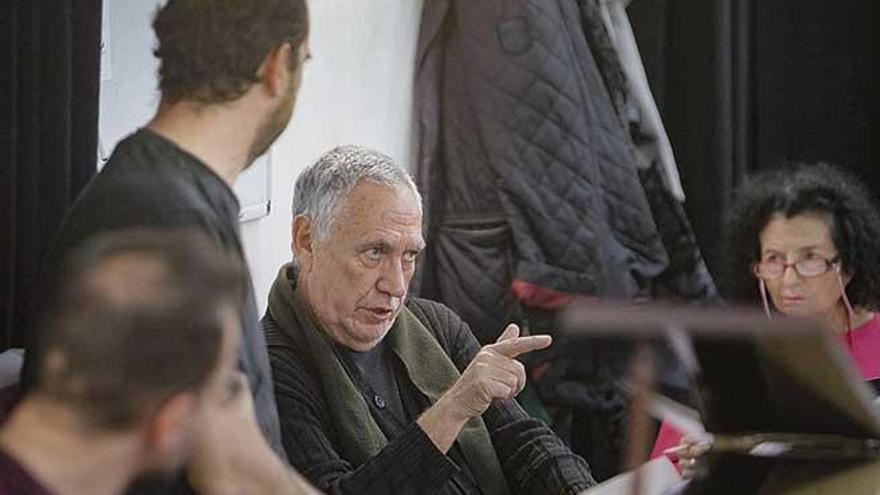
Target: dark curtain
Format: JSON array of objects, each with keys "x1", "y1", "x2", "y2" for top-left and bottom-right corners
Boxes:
[
  {"x1": 751, "y1": 1, "x2": 880, "y2": 186},
  {"x1": 0, "y1": 1, "x2": 102, "y2": 350},
  {"x1": 629, "y1": 0, "x2": 880, "y2": 278},
  {"x1": 628, "y1": 0, "x2": 753, "y2": 278}
]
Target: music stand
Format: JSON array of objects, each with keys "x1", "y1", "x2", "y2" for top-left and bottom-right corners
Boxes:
[{"x1": 560, "y1": 303, "x2": 880, "y2": 495}]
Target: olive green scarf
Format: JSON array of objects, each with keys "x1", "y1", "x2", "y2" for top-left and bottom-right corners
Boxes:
[{"x1": 267, "y1": 264, "x2": 508, "y2": 495}]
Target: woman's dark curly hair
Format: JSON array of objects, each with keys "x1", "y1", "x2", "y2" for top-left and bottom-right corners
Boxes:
[
  {"x1": 153, "y1": 0, "x2": 309, "y2": 105},
  {"x1": 723, "y1": 163, "x2": 880, "y2": 310}
]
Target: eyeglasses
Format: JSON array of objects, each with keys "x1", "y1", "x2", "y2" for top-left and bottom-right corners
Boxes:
[{"x1": 752, "y1": 256, "x2": 840, "y2": 280}]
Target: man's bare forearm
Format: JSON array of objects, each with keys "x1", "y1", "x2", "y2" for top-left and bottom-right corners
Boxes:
[{"x1": 416, "y1": 395, "x2": 469, "y2": 454}]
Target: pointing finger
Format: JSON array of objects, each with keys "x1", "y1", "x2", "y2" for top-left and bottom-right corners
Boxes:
[
  {"x1": 495, "y1": 324, "x2": 520, "y2": 343},
  {"x1": 490, "y1": 334, "x2": 552, "y2": 358}
]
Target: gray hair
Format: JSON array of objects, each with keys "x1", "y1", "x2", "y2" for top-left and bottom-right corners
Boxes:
[{"x1": 292, "y1": 145, "x2": 421, "y2": 240}]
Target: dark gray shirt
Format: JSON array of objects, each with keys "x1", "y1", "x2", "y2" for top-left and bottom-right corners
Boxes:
[
  {"x1": 337, "y1": 338, "x2": 482, "y2": 494},
  {"x1": 340, "y1": 340, "x2": 408, "y2": 423},
  {"x1": 33, "y1": 128, "x2": 284, "y2": 455}
]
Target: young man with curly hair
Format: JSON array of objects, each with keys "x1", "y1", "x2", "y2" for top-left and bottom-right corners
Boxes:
[
  {"x1": 31, "y1": 0, "x2": 308, "y2": 447},
  {"x1": 24, "y1": 1, "x2": 313, "y2": 492}
]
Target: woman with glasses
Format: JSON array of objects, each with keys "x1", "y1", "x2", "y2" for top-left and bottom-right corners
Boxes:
[
  {"x1": 727, "y1": 162, "x2": 880, "y2": 360},
  {"x1": 654, "y1": 162, "x2": 880, "y2": 476}
]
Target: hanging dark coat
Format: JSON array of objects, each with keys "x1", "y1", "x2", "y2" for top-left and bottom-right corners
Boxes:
[
  {"x1": 414, "y1": 0, "x2": 717, "y2": 343},
  {"x1": 414, "y1": 0, "x2": 717, "y2": 479}
]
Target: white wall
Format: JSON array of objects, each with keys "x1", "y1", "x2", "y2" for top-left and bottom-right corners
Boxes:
[
  {"x1": 241, "y1": 0, "x2": 425, "y2": 313},
  {"x1": 99, "y1": 0, "x2": 274, "y2": 220}
]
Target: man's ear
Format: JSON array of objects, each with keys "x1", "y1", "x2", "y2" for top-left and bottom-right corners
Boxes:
[
  {"x1": 143, "y1": 393, "x2": 199, "y2": 464},
  {"x1": 257, "y1": 42, "x2": 293, "y2": 98},
  {"x1": 292, "y1": 215, "x2": 315, "y2": 269}
]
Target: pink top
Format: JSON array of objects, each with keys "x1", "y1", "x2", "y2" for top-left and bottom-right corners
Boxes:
[
  {"x1": 650, "y1": 314, "x2": 880, "y2": 461},
  {"x1": 839, "y1": 314, "x2": 880, "y2": 380}
]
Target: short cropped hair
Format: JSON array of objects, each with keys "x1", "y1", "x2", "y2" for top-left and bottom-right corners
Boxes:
[
  {"x1": 153, "y1": 0, "x2": 309, "y2": 104},
  {"x1": 31, "y1": 229, "x2": 245, "y2": 430},
  {"x1": 725, "y1": 163, "x2": 880, "y2": 309},
  {"x1": 292, "y1": 145, "x2": 421, "y2": 240}
]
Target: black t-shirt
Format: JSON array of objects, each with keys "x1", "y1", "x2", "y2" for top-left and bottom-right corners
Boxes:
[
  {"x1": 0, "y1": 449, "x2": 52, "y2": 495},
  {"x1": 28, "y1": 128, "x2": 283, "y2": 455}
]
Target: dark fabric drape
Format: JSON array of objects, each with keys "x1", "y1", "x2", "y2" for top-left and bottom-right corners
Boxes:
[
  {"x1": 751, "y1": 1, "x2": 880, "y2": 187},
  {"x1": 0, "y1": 1, "x2": 102, "y2": 350},
  {"x1": 629, "y1": 0, "x2": 880, "y2": 278},
  {"x1": 628, "y1": 0, "x2": 752, "y2": 278}
]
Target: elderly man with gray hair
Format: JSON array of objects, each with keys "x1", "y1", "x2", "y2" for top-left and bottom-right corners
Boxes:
[{"x1": 263, "y1": 145, "x2": 595, "y2": 494}]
